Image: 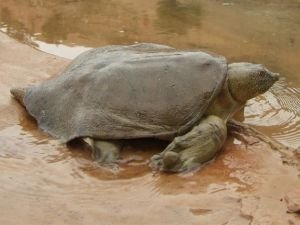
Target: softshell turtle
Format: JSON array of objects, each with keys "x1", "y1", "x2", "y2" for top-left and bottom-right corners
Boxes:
[{"x1": 10, "y1": 43, "x2": 279, "y2": 172}]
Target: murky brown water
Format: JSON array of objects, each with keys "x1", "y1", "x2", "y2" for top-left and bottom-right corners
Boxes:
[{"x1": 0, "y1": 0, "x2": 299, "y2": 224}]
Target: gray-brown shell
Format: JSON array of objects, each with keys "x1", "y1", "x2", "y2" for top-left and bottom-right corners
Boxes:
[{"x1": 23, "y1": 43, "x2": 227, "y2": 143}]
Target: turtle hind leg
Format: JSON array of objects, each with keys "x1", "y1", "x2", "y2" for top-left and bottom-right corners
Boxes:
[
  {"x1": 84, "y1": 138, "x2": 122, "y2": 165},
  {"x1": 150, "y1": 115, "x2": 227, "y2": 172}
]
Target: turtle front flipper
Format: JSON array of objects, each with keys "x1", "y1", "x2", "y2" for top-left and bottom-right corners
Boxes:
[{"x1": 150, "y1": 115, "x2": 227, "y2": 172}]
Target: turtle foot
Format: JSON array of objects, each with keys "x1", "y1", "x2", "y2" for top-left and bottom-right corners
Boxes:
[
  {"x1": 150, "y1": 150, "x2": 203, "y2": 172},
  {"x1": 84, "y1": 138, "x2": 122, "y2": 165},
  {"x1": 150, "y1": 115, "x2": 227, "y2": 173},
  {"x1": 150, "y1": 152, "x2": 183, "y2": 172}
]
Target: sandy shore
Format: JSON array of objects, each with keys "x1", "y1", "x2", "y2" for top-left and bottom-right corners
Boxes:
[{"x1": 0, "y1": 32, "x2": 299, "y2": 225}]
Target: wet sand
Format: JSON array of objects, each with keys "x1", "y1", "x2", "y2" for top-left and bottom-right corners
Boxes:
[{"x1": 0, "y1": 32, "x2": 299, "y2": 225}]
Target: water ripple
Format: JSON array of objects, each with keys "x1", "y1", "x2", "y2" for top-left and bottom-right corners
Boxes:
[{"x1": 244, "y1": 79, "x2": 300, "y2": 149}]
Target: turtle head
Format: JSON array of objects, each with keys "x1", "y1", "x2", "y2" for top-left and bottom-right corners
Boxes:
[{"x1": 227, "y1": 63, "x2": 279, "y2": 103}]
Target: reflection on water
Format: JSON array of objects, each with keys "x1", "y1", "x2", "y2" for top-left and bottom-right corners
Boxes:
[
  {"x1": 34, "y1": 39, "x2": 91, "y2": 59},
  {"x1": 156, "y1": 0, "x2": 202, "y2": 34},
  {"x1": 245, "y1": 79, "x2": 300, "y2": 148}
]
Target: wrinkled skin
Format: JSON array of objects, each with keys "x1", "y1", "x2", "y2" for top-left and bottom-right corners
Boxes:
[{"x1": 150, "y1": 115, "x2": 227, "y2": 171}]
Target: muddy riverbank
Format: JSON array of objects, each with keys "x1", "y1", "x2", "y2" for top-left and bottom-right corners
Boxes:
[{"x1": 0, "y1": 32, "x2": 299, "y2": 225}]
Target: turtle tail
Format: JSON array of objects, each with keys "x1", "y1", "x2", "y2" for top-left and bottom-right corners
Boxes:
[{"x1": 10, "y1": 87, "x2": 27, "y2": 106}]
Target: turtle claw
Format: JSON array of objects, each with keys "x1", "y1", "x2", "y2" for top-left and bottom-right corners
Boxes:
[
  {"x1": 150, "y1": 152, "x2": 183, "y2": 172},
  {"x1": 162, "y1": 151, "x2": 182, "y2": 171},
  {"x1": 149, "y1": 154, "x2": 163, "y2": 170}
]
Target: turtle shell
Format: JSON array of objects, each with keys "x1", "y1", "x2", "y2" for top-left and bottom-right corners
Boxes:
[{"x1": 24, "y1": 43, "x2": 227, "y2": 143}]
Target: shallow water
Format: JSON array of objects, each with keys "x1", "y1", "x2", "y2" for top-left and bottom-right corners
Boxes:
[{"x1": 0, "y1": 1, "x2": 300, "y2": 224}]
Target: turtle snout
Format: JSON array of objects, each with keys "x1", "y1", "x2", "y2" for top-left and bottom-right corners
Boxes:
[{"x1": 271, "y1": 72, "x2": 280, "y2": 82}]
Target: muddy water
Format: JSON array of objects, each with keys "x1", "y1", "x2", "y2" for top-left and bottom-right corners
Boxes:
[{"x1": 0, "y1": 0, "x2": 300, "y2": 225}]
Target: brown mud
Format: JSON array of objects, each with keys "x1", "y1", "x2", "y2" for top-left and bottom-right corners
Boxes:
[{"x1": 0, "y1": 31, "x2": 300, "y2": 225}]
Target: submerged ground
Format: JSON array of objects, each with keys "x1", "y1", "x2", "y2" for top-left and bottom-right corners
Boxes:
[{"x1": 0, "y1": 0, "x2": 299, "y2": 224}]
